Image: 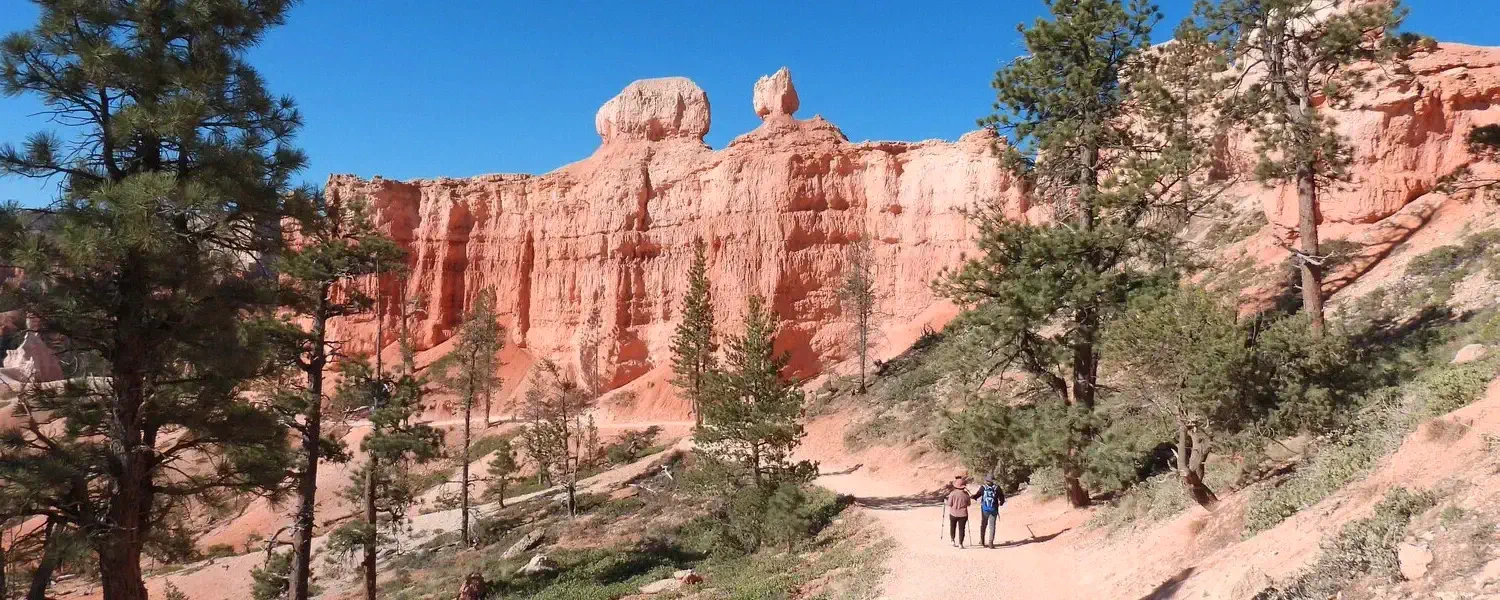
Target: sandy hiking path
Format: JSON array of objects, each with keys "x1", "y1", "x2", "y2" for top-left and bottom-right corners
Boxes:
[{"x1": 815, "y1": 462, "x2": 1092, "y2": 600}]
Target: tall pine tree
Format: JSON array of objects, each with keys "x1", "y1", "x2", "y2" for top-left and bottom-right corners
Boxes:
[
  {"x1": 0, "y1": 3, "x2": 302, "y2": 598},
  {"x1": 671, "y1": 239, "x2": 716, "y2": 427},
  {"x1": 942, "y1": 0, "x2": 1229, "y2": 507},
  {"x1": 697, "y1": 296, "x2": 814, "y2": 489},
  {"x1": 430, "y1": 292, "x2": 504, "y2": 545},
  {"x1": 264, "y1": 193, "x2": 404, "y2": 600},
  {"x1": 1187, "y1": 0, "x2": 1408, "y2": 333},
  {"x1": 327, "y1": 356, "x2": 441, "y2": 600}
]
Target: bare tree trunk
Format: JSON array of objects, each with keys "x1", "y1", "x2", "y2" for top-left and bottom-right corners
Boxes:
[
  {"x1": 363, "y1": 457, "x2": 378, "y2": 600},
  {"x1": 1297, "y1": 164, "x2": 1325, "y2": 335},
  {"x1": 364, "y1": 277, "x2": 384, "y2": 600},
  {"x1": 27, "y1": 519, "x2": 62, "y2": 600},
  {"x1": 289, "y1": 299, "x2": 329, "y2": 600},
  {"x1": 1179, "y1": 426, "x2": 1219, "y2": 509},
  {"x1": 98, "y1": 535, "x2": 147, "y2": 600},
  {"x1": 461, "y1": 394, "x2": 472, "y2": 545},
  {"x1": 101, "y1": 328, "x2": 154, "y2": 600}
]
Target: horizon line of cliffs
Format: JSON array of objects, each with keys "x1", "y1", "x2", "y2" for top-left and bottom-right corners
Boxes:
[{"x1": 328, "y1": 45, "x2": 1500, "y2": 399}]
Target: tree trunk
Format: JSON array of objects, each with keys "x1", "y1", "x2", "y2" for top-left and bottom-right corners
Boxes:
[
  {"x1": 858, "y1": 314, "x2": 868, "y2": 394},
  {"x1": 289, "y1": 304, "x2": 329, "y2": 600},
  {"x1": 102, "y1": 325, "x2": 154, "y2": 600},
  {"x1": 1062, "y1": 464, "x2": 1090, "y2": 508},
  {"x1": 1297, "y1": 163, "x2": 1325, "y2": 335},
  {"x1": 27, "y1": 519, "x2": 63, "y2": 600},
  {"x1": 98, "y1": 536, "x2": 148, "y2": 600},
  {"x1": 365, "y1": 273, "x2": 383, "y2": 600},
  {"x1": 461, "y1": 397, "x2": 471, "y2": 545},
  {"x1": 1181, "y1": 427, "x2": 1219, "y2": 509},
  {"x1": 363, "y1": 455, "x2": 378, "y2": 600}
]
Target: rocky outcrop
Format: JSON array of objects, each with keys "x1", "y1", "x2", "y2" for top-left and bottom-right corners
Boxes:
[
  {"x1": 327, "y1": 67, "x2": 1024, "y2": 401},
  {"x1": 331, "y1": 44, "x2": 1500, "y2": 415},
  {"x1": 754, "y1": 67, "x2": 799, "y2": 119},
  {"x1": 2, "y1": 325, "x2": 62, "y2": 385},
  {"x1": 1249, "y1": 44, "x2": 1500, "y2": 235}
]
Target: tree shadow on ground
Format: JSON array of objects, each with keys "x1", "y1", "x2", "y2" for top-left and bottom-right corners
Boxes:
[
  {"x1": 990, "y1": 527, "x2": 1071, "y2": 548},
  {"x1": 1137, "y1": 567, "x2": 1196, "y2": 600},
  {"x1": 820, "y1": 463, "x2": 864, "y2": 476},
  {"x1": 852, "y1": 491, "x2": 944, "y2": 510}
]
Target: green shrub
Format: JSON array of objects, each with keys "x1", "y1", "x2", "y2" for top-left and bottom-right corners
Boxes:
[
  {"x1": 1026, "y1": 466, "x2": 1067, "y2": 499},
  {"x1": 467, "y1": 434, "x2": 515, "y2": 462},
  {"x1": 603, "y1": 426, "x2": 662, "y2": 465},
  {"x1": 1415, "y1": 356, "x2": 1498, "y2": 417},
  {"x1": 1255, "y1": 488, "x2": 1435, "y2": 599},
  {"x1": 250, "y1": 551, "x2": 291, "y2": 600},
  {"x1": 203, "y1": 543, "x2": 238, "y2": 559}
]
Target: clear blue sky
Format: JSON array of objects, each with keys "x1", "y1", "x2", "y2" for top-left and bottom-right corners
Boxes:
[{"x1": 1, "y1": 1, "x2": 1495, "y2": 207}]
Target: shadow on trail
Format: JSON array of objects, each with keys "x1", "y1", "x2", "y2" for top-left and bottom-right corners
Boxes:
[
  {"x1": 852, "y1": 490, "x2": 944, "y2": 510},
  {"x1": 820, "y1": 463, "x2": 864, "y2": 476},
  {"x1": 1137, "y1": 567, "x2": 1196, "y2": 600},
  {"x1": 990, "y1": 527, "x2": 1071, "y2": 548}
]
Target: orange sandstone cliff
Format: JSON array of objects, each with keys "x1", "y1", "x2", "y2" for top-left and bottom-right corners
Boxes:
[
  {"x1": 328, "y1": 47, "x2": 1500, "y2": 416},
  {"x1": 326, "y1": 67, "x2": 1026, "y2": 407}
]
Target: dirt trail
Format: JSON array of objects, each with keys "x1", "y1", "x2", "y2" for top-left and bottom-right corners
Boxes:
[{"x1": 816, "y1": 463, "x2": 1093, "y2": 600}]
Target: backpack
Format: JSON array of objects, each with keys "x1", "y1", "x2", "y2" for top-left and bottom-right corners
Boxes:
[{"x1": 979, "y1": 484, "x2": 1004, "y2": 513}]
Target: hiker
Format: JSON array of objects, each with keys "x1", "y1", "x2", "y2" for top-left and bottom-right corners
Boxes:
[
  {"x1": 944, "y1": 475, "x2": 971, "y2": 548},
  {"x1": 971, "y1": 474, "x2": 1006, "y2": 548}
]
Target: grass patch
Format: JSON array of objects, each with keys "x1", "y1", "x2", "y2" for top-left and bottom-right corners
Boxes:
[
  {"x1": 380, "y1": 485, "x2": 886, "y2": 600},
  {"x1": 1254, "y1": 488, "x2": 1435, "y2": 599}
]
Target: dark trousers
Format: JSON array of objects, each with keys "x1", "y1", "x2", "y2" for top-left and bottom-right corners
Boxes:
[
  {"x1": 948, "y1": 515, "x2": 968, "y2": 545},
  {"x1": 979, "y1": 512, "x2": 998, "y2": 546}
]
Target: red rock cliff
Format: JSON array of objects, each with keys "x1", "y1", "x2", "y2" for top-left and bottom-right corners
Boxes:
[
  {"x1": 328, "y1": 45, "x2": 1500, "y2": 407},
  {"x1": 326, "y1": 69, "x2": 1026, "y2": 394}
]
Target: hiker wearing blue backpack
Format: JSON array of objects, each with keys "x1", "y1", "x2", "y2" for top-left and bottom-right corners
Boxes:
[{"x1": 971, "y1": 475, "x2": 1006, "y2": 548}]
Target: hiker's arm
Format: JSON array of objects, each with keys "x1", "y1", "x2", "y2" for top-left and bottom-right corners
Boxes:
[{"x1": 970, "y1": 489, "x2": 981, "y2": 500}]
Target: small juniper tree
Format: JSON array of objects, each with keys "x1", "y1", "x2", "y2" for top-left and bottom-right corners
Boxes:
[
  {"x1": 839, "y1": 237, "x2": 879, "y2": 394},
  {"x1": 430, "y1": 292, "x2": 503, "y2": 545},
  {"x1": 519, "y1": 360, "x2": 597, "y2": 517},
  {"x1": 483, "y1": 438, "x2": 519, "y2": 508},
  {"x1": 1188, "y1": 0, "x2": 1410, "y2": 334},
  {"x1": 671, "y1": 239, "x2": 717, "y2": 427}
]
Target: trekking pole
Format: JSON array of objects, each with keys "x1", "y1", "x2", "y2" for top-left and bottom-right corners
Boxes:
[
  {"x1": 1024, "y1": 523, "x2": 1036, "y2": 540},
  {"x1": 940, "y1": 502, "x2": 946, "y2": 541}
]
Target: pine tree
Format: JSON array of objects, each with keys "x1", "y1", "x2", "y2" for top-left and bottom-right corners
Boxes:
[
  {"x1": 327, "y1": 358, "x2": 441, "y2": 598},
  {"x1": 483, "y1": 438, "x2": 519, "y2": 508},
  {"x1": 838, "y1": 237, "x2": 878, "y2": 394},
  {"x1": 0, "y1": 4, "x2": 302, "y2": 598},
  {"x1": 519, "y1": 360, "x2": 597, "y2": 517},
  {"x1": 942, "y1": 0, "x2": 1229, "y2": 507},
  {"x1": 1188, "y1": 0, "x2": 1409, "y2": 334},
  {"x1": 697, "y1": 296, "x2": 816, "y2": 490},
  {"x1": 263, "y1": 193, "x2": 404, "y2": 600},
  {"x1": 430, "y1": 293, "x2": 504, "y2": 544},
  {"x1": 671, "y1": 239, "x2": 717, "y2": 427},
  {"x1": 1102, "y1": 286, "x2": 1266, "y2": 507}
]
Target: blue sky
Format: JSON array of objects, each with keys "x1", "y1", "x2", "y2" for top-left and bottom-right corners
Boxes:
[{"x1": 1, "y1": 1, "x2": 1496, "y2": 207}]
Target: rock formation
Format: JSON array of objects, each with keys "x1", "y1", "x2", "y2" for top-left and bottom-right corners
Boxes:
[
  {"x1": 330, "y1": 45, "x2": 1500, "y2": 415},
  {"x1": 327, "y1": 67, "x2": 1024, "y2": 401},
  {"x1": 2, "y1": 324, "x2": 63, "y2": 385}
]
